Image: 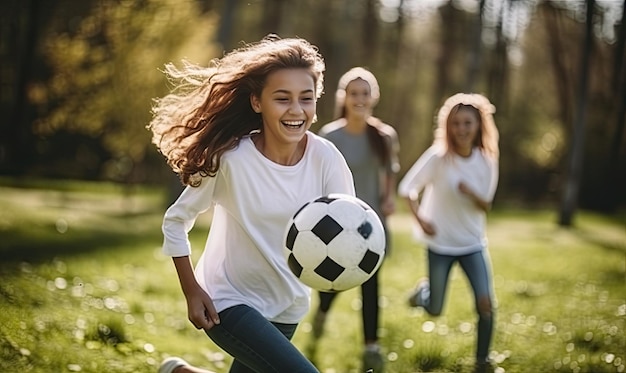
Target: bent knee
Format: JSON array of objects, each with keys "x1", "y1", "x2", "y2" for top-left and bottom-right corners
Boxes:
[{"x1": 477, "y1": 296, "x2": 492, "y2": 318}]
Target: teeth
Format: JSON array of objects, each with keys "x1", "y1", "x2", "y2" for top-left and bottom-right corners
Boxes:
[{"x1": 283, "y1": 120, "x2": 304, "y2": 126}]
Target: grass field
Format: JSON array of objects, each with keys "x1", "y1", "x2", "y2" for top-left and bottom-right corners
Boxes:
[{"x1": 0, "y1": 181, "x2": 624, "y2": 373}]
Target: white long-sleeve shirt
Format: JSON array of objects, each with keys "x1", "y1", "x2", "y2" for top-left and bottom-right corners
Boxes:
[
  {"x1": 398, "y1": 146, "x2": 498, "y2": 256},
  {"x1": 162, "y1": 132, "x2": 355, "y2": 323}
]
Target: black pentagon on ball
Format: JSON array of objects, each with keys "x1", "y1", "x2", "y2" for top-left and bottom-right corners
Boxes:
[
  {"x1": 358, "y1": 250, "x2": 381, "y2": 274},
  {"x1": 287, "y1": 253, "x2": 303, "y2": 277},
  {"x1": 311, "y1": 215, "x2": 343, "y2": 245},
  {"x1": 314, "y1": 257, "x2": 345, "y2": 281},
  {"x1": 314, "y1": 196, "x2": 338, "y2": 204},
  {"x1": 357, "y1": 221, "x2": 373, "y2": 239},
  {"x1": 285, "y1": 223, "x2": 299, "y2": 251}
]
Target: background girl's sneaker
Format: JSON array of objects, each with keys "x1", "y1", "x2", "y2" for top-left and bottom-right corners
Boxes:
[{"x1": 407, "y1": 278, "x2": 430, "y2": 308}]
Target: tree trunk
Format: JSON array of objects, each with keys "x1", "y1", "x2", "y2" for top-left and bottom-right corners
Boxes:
[
  {"x1": 543, "y1": 1, "x2": 574, "y2": 135},
  {"x1": 361, "y1": 0, "x2": 379, "y2": 64},
  {"x1": 465, "y1": 0, "x2": 485, "y2": 92},
  {"x1": 602, "y1": 0, "x2": 626, "y2": 212},
  {"x1": 2, "y1": 0, "x2": 41, "y2": 175},
  {"x1": 216, "y1": 0, "x2": 237, "y2": 50},
  {"x1": 487, "y1": 0, "x2": 509, "y2": 111},
  {"x1": 559, "y1": 0, "x2": 595, "y2": 226},
  {"x1": 434, "y1": 1, "x2": 456, "y2": 105}
]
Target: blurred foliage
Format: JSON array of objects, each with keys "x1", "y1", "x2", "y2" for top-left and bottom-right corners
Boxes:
[{"x1": 1, "y1": 0, "x2": 624, "y2": 211}]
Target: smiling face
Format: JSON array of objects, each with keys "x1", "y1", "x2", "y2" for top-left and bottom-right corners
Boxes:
[
  {"x1": 250, "y1": 68, "x2": 317, "y2": 148},
  {"x1": 447, "y1": 105, "x2": 481, "y2": 157},
  {"x1": 343, "y1": 78, "x2": 373, "y2": 119}
]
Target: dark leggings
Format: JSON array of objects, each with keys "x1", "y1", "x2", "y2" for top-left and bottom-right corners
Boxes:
[
  {"x1": 317, "y1": 221, "x2": 389, "y2": 344},
  {"x1": 318, "y1": 268, "x2": 380, "y2": 342}
]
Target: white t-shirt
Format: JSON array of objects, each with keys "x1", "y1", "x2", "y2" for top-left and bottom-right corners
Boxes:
[
  {"x1": 398, "y1": 146, "x2": 498, "y2": 256},
  {"x1": 162, "y1": 132, "x2": 355, "y2": 323}
]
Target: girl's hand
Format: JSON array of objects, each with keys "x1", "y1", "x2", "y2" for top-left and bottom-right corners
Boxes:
[
  {"x1": 418, "y1": 216, "x2": 436, "y2": 236},
  {"x1": 458, "y1": 181, "x2": 474, "y2": 198},
  {"x1": 185, "y1": 286, "x2": 220, "y2": 330},
  {"x1": 458, "y1": 181, "x2": 491, "y2": 212}
]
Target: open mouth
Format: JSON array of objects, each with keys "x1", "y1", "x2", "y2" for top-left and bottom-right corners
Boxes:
[{"x1": 282, "y1": 120, "x2": 305, "y2": 129}]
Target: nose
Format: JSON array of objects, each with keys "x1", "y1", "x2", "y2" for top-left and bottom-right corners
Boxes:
[{"x1": 288, "y1": 101, "x2": 304, "y2": 115}]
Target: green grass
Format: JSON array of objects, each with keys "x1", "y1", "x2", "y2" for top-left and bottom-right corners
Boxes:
[{"x1": 0, "y1": 181, "x2": 624, "y2": 373}]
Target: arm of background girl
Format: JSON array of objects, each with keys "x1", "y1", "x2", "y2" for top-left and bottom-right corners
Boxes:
[
  {"x1": 404, "y1": 196, "x2": 436, "y2": 236},
  {"x1": 172, "y1": 256, "x2": 220, "y2": 330},
  {"x1": 458, "y1": 182, "x2": 492, "y2": 212},
  {"x1": 381, "y1": 172, "x2": 396, "y2": 216}
]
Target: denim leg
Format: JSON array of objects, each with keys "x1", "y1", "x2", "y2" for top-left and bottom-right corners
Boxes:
[
  {"x1": 458, "y1": 251, "x2": 495, "y2": 361},
  {"x1": 425, "y1": 250, "x2": 456, "y2": 316},
  {"x1": 206, "y1": 305, "x2": 319, "y2": 373}
]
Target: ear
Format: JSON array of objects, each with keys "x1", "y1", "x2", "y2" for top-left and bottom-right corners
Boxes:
[{"x1": 250, "y1": 94, "x2": 261, "y2": 113}]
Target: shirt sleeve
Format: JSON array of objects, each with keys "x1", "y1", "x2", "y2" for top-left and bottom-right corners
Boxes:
[
  {"x1": 384, "y1": 126, "x2": 401, "y2": 174},
  {"x1": 485, "y1": 157, "x2": 499, "y2": 202},
  {"x1": 397, "y1": 146, "x2": 439, "y2": 200},
  {"x1": 162, "y1": 176, "x2": 217, "y2": 257}
]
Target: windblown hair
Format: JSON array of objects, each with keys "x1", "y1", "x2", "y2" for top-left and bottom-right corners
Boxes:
[
  {"x1": 333, "y1": 67, "x2": 389, "y2": 165},
  {"x1": 433, "y1": 93, "x2": 499, "y2": 160},
  {"x1": 148, "y1": 35, "x2": 325, "y2": 186}
]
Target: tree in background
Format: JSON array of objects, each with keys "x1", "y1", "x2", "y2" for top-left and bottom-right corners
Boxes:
[
  {"x1": 2, "y1": 0, "x2": 219, "y2": 183},
  {"x1": 1, "y1": 0, "x2": 624, "y2": 216}
]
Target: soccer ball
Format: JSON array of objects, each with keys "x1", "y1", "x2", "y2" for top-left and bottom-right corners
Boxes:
[{"x1": 283, "y1": 193, "x2": 386, "y2": 292}]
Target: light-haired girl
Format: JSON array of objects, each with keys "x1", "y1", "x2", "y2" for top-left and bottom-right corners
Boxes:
[{"x1": 398, "y1": 93, "x2": 499, "y2": 373}]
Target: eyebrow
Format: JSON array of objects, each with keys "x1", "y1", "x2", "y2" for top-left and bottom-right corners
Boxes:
[{"x1": 271, "y1": 89, "x2": 315, "y2": 95}]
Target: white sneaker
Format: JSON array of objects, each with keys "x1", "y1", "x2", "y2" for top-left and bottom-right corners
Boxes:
[
  {"x1": 158, "y1": 357, "x2": 189, "y2": 373},
  {"x1": 408, "y1": 279, "x2": 429, "y2": 308}
]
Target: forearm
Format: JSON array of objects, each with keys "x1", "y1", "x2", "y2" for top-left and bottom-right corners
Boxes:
[
  {"x1": 381, "y1": 173, "x2": 397, "y2": 215},
  {"x1": 171, "y1": 255, "x2": 220, "y2": 329},
  {"x1": 469, "y1": 194, "x2": 491, "y2": 213},
  {"x1": 172, "y1": 256, "x2": 202, "y2": 296},
  {"x1": 404, "y1": 197, "x2": 419, "y2": 222},
  {"x1": 384, "y1": 174, "x2": 396, "y2": 202}
]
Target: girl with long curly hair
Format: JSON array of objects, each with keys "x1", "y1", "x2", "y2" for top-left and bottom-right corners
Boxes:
[{"x1": 150, "y1": 35, "x2": 354, "y2": 373}]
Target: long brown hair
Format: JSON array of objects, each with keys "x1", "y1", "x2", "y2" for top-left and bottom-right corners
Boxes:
[{"x1": 148, "y1": 35, "x2": 325, "y2": 186}]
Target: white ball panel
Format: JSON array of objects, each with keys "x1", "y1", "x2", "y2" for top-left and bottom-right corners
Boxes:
[
  {"x1": 326, "y1": 231, "x2": 369, "y2": 267},
  {"x1": 291, "y1": 231, "x2": 328, "y2": 266},
  {"x1": 299, "y1": 269, "x2": 332, "y2": 292},
  {"x1": 293, "y1": 202, "x2": 329, "y2": 230},
  {"x1": 332, "y1": 267, "x2": 369, "y2": 291},
  {"x1": 326, "y1": 199, "x2": 367, "y2": 230}
]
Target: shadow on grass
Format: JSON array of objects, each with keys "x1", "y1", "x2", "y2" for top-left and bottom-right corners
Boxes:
[
  {"x1": 574, "y1": 227, "x2": 626, "y2": 255},
  {"x1": 0, "y1": 219, "x2": 163, "y2": 269}
]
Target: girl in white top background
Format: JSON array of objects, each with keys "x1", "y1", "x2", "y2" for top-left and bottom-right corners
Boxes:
[
  {"x1": 148, "y1": 35, "x2": 354, "y2": 373},
  {"x1": 398, "y1": 93, "x2": 499, "y2": 373}
]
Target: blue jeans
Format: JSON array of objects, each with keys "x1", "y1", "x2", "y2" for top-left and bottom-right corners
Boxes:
[
  {"x1": 423, "y1": 249, "x2": 495, "y2": 361},
  {"x1": 205, "y1": 304, "x2": 319, "y2": 373}
]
